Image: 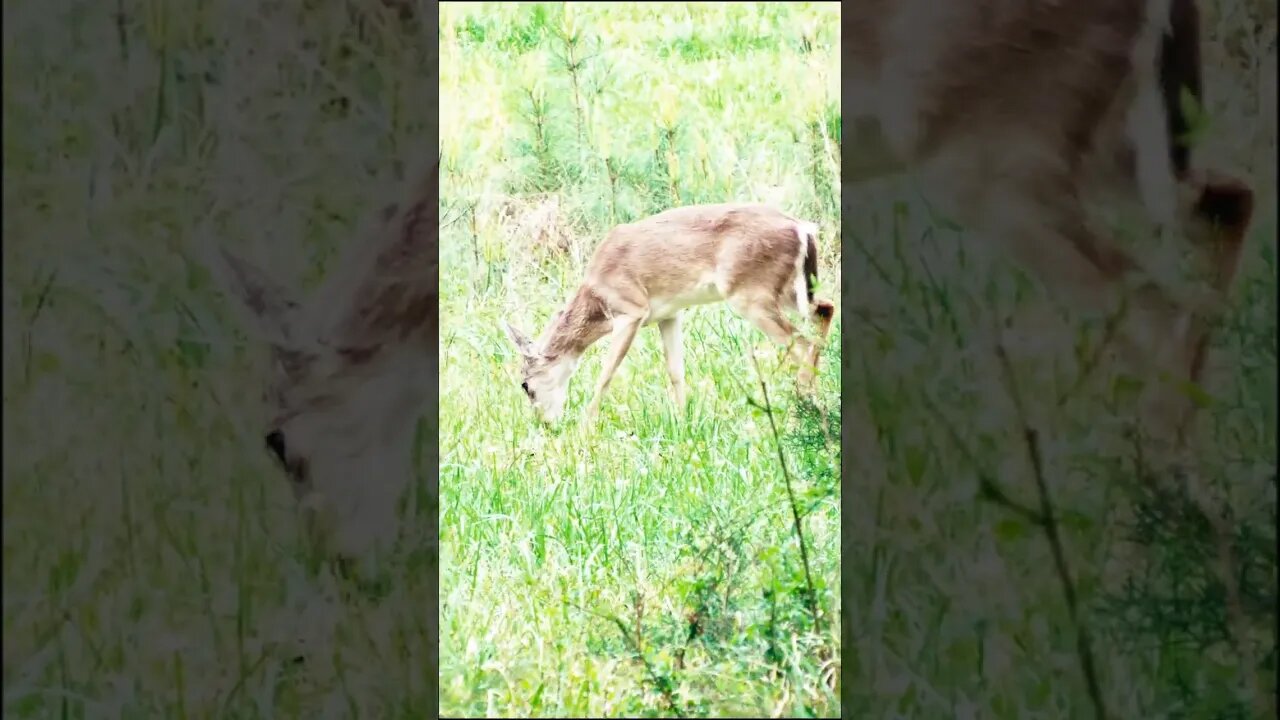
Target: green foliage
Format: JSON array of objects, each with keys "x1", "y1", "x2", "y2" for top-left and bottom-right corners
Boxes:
[{"x1": 440, "y1": 2, "x2": 840, "y2": 716}]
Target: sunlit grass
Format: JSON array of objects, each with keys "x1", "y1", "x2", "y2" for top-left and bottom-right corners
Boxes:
[{"x1": 439, "y1": 2, "x2": 841, "y2": 716}]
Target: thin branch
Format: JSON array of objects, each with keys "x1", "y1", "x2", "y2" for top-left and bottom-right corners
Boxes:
[
  {"x1": 746, "y1": 351, "x2": 823, "y2": 641},
  {"x1": 607, "y1": 614, "x2": 683, "y2": 718},
  {"x1": 1054, "y1": 293, "x2": 1131, "y2": 408},
  {"x1": 978, "y1": 477, "x2": 1045, "y2": 524},
  {"x1": 994, "y1": 343, "x2": 1109, "y2": 720},
  {"x1": 918, "y1": 392, "x2": 1041, "y2": 525},
  {"x1": 557, "y1": 597, "x2": 684, "y2": 717},
  {"x1": 22, "y1": 267, "x2": 58, "y2": 384}
]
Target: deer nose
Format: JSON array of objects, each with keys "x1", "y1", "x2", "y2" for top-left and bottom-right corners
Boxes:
[{"x1": 265, "y1": 429, "x2": 286, "y2": 459}]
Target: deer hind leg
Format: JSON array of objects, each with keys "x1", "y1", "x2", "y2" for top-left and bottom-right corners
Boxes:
[
  {"x1": 1113, "y1": 173, "x2": 1254, "y2": 449},
  {"x1": 727, "y1": 293, "x2": 815, "y2": 389},
  {"x1": 803, "y1": 300, "x2": 836, "y2": 386},
  {"x1": 1171, "y1": 172, "x2": 1254, "y2": 444},
  {"x1": 585, "y1": 313, "x2": 644, "y2": 421},
  {"x1": 658, "y1": 315, "x2": 686, "y2": 409}
]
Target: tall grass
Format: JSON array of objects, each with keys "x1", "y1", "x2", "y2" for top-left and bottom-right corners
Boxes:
[
  {"x1": 4, "y1": 1, "x2": 438, "y2": 716},
  {"x1": 439, "y1": 2, "x2": 841, "y2": 716}
]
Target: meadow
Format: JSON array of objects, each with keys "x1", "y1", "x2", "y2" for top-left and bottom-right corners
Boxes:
[{"x1": 438, "y1": 2, "x2": 841, "y2": 717}]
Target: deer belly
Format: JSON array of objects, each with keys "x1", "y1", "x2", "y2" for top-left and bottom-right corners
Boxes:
[{"x1": 647, "y1": 281, "x2": 722, "y2": 323}]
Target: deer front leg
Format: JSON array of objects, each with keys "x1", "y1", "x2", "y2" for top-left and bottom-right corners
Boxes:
[
  {"x1": 584, "y1": 314, "x2": 644, "y2": 421},
  {"x1": 658, "y1": 316, "x2": 686, "y2": 409}
]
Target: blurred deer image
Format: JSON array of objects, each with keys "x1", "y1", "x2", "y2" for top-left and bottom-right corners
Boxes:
[
  {"x1": 209, "y1": 159, "x2": 437, "y2": 573},
  {"x1": 848, "y1": 0, "x2": 1255, "y2": 444}
]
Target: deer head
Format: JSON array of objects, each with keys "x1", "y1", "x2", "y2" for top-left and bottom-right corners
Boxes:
[
  {"x1": 210, "y1": 160, "x2": 438, "y2": 574},
  {"x1": 503, "y1": 309, "x2": 581, "y2": 424}
]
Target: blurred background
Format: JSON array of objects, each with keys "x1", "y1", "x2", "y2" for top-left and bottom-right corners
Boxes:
[{"x1": 841, "y1": 0, "x2": 1276, "y2": 717}]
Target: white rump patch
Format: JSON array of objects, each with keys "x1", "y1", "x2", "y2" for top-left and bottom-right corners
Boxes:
[
  {"x1": 794, "y1": 221, "x2": 819, "y2": 316},
  {"x1": 1127, "y1": 0, "x2": 1179, "y2": 230}
]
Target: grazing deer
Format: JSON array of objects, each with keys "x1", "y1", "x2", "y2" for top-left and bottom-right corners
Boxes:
[
  {"x1": 208, "y1": 160, "x2": 438, "y2": 571},
  {"x1": 502, "y1": 204, "x2": 837, "y2": 423},
  {"x1": 848, "y1": 0, "x2": 1255, "y2": 444}
]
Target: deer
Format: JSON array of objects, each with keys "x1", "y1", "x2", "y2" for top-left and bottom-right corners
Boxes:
[
  {"x1": 847, "y1": 0, "x2": 1256, "y2": 447},
  {"x1": 207, "y1": 159, "x2": 438, "y2": 577},
  {"x1": 501, "y1": 203, "x2": 838, "y2": 424}
]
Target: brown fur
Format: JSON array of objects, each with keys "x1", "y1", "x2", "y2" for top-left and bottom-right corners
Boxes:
[
  {"x1": 603, "y1": 207, "x2": 792, "y2": 303},
  {"x1": 334, "y1": 161, "x2": 439, "y2": 351},
  {"x1": 540, "y1": 286, "x2": 611, "y2": 360}
]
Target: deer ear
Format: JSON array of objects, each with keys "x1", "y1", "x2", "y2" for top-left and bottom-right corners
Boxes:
[
  {"x1": 206, "y1": 245, "x2": 302, "y2": 349},
  {"x1": 323, "y1": 159, "x2": 438, "y2": 357},
  {"x1": 503, "y1": 321, "x2": 535, "y2": 356}
]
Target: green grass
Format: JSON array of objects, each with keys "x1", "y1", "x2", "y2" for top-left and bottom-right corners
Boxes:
[{"x1": 439, "y1": 2, "x2": 841, "y2": 717}]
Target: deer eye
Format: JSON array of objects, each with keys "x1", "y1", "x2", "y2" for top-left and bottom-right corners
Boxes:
[{"x1": 265, "y1": 429, "x2": 287, "y2": 464}]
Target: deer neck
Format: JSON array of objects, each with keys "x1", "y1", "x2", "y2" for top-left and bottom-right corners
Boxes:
[{"x1": 538, "y1": 285, "x2": 613, "y2": 364}]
